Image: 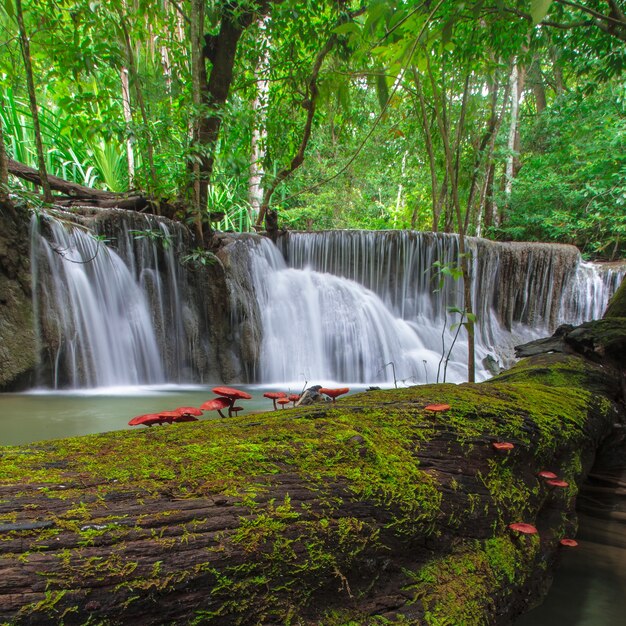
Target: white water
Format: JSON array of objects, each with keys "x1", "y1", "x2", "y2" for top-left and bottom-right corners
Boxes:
[
  {"x1": 249, "y1": 238, "x2": 471, "y2": 383},
  {"x1": 34, "y1": 218, "x2": 165, "y2": 387},
  {"x1": 31, "y1": 216, "x2": 625, "y2": 389}
]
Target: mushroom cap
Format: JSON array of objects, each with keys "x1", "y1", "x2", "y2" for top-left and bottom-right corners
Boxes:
[
  {"x1": 212, "y1": 386, "x2": 252, "y2": 400},
  {"x1": 508, "y1": 522, "x2": 538, "y2": 535},
  {"x1": 559, "y1": 538, "x2": 578, "y2": 547},
  {"x1": 230, "y1": 405, "x2": 244, "y2": 413},
  {"x1": 319, "y1": 387, "x2": 350, "y2": 399},
  {"x1": 172, "y1": 414, "x2": 199, "y2": 423},
  {"x1": 263, "y1": 392, "x2": 288, "y2": 400},
  {"x1": 176, "y1": 406, "x2": 203, "y2": 417},
  {"x1": 537, "y1": 470, "x2": 558, "y2": 479},
  {"x1": 158, "y1": 410, "x2": 181, "y2": 424},
  {"x1": 201, "y1": 397, "x2": 231, "y2": 411},
  {"x1": 424, "y1": 403, "x2": 451, "y2": 412},
  {"x1": 492, "y1": 441, "x2": 515, "y2": 451},
  {"x1": 128, "y1": 413, "x2": 163, "y2": 426},
  {"x1": 276, "y1": 397, "x2": 291, "y2": 406},
  {"x1": 288, "y1": 394, "x2": 300, "y2": 402},
  {"x1": 546, "y1": 479, "x2": 569, "y2": 488}
]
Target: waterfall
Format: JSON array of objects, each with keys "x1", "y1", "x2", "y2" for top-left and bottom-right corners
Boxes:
[
  {"x1": 247, "y1": 237, "x2": 463, "y2": 384},
  {"x1": 271, "y1": 231, "x2": 625, "y2": 383},
  {"x1": 30, "y1": 212, "x2": 625, "y2": 389},
  {"x1": 33, "y1": 216, "x2": 165, "y2": 387}
]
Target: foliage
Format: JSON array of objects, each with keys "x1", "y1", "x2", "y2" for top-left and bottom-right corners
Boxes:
[
  {"x1": 0, "y1": 0, "x2": 624, "y2": 257},
  {"x1": 491, "y1": 82, "x2": 626, "y2": 259}
]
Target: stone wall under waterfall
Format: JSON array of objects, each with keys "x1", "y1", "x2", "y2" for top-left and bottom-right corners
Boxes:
[{"x1": 2, "y1": 209, "x2": 623, "y2": 390}]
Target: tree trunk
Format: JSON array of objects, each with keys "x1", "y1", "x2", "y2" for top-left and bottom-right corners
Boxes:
[
  {"x1": 6, "y1": 159, "x2": 170, "y2": 213},
  {"x1": 0, "y1": 114, "x2": 10, "y2": 207},
  {"x1": 504, "y1": 59, "x2": 520, "y2": 203},
  {"x1": 1, "y1": 334, "x2": 624, "y2": 624},
  {"x1": 15, "y1": 0, "x2": 52, "y2": 204},
  {"x1": 118, "y1": 10, "x2": 158, "y2": 208},
  {"x1": 248, "y1": 17, "x2": 270, "y2": 224},
  {"x1": 256, "y1": 34, "x2": 336, "y2": 229},
  {"x1": 190, "y1": 0, "x2": 206, "y2": 241},
  {"x1": 120, "y1": 68, "x2": 135, "y2": 187},
  {"x1": 426, "y1": 56, "x2": 475, "y2": 382},
  {"x1": 412, "y1": 69, "x2": 440, "y2": 231}
]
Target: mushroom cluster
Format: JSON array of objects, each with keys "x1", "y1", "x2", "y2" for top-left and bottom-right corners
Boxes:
[{"x1": 205, "y1": 386, "x2": 252, "y2": 418}]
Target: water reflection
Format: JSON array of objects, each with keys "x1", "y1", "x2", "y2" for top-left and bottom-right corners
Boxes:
[
  {"x1": 516, "y1": 490, "x2": 626, "y2": 625},
  {"x1": 0, "y1": 383, "x2": 363, "y2": 446}
]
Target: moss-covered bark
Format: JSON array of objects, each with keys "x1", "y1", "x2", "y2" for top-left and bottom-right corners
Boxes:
[{"x1": 0, "y1": 348, "x2": 624, "y2": 625}]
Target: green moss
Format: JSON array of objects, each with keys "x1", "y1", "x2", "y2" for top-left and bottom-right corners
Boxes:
[{"x1": 1, "y1": 353, "x2": 618, "y2": 624}]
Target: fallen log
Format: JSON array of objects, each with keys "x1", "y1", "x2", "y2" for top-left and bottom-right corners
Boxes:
[
  {"x1": 7, "y1": 159, "x2": 178, "y2": 216},
  {"x1": 0, "y1": 333, "x2": 624, "y2": 624}
]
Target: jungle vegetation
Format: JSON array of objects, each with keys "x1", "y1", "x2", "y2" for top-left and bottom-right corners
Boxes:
[{"x1": 0, "y1": 0, "x2": 625, "y2": 259}]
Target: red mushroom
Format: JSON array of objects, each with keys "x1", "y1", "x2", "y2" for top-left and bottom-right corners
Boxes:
[
  {"x1": 546, "y1": 479, "x2": 569, "y2": 489},
  {"x1": 212, "y1": 386, "x2": 252, "y2": 401},
  {"x1": 201, "y1": 397, "x2": 231, "y2": 419},
  {"x1": 128, "y1": 413, "x2": 164, "y2": 427},
  {"x1": 288, "y1": 394, "x2": 300, "y2": 406},
  {"x1": 176, "y1": 407, "x2": 203, "y2": 417},
  {"x1": 537, "y1": 470, "x2": 558, "y2": 480},
  {"x1": 559, "y1": 538, "x2": 578, "y2": 547},
  {"x1": 508, "y1": 522, "x2": 538, "y2": 535},
  {"x1": 263, "y1": 391, "x2": 288, "y2": 410},
  {"x1": 172, "y1": 414, "x2": 199, "y2": 423},
  {"x1": 158, "y1": 410, "x2": 181, "y2": 425},
  {"x1": 424, "y1": 403, "x2": 451, "y2": 412},
  {"x1": 276, "y1": 397, "x2": 291, "y2": 409},
  {"x1": 230, "y1": 405, "x2": 244, "y2": 416},
  {"x1": 319, "y1": 387, "x2": 350, "y2": 402},
  {"x1": 211, "y1": 386, "x2": 252, "y2": 416},
  {"x1": 492, "y1": 442, "x2": 515, "y2": 451}
]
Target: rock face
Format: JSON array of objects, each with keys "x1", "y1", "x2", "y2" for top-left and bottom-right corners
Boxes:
[
  {"x1": 0, "y1": 204, "x2": 36, "y2": 389},
  {"x1": 0, "y1": 326, "x2": 624, "y2": 625}
]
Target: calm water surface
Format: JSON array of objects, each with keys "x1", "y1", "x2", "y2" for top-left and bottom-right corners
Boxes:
[
  {"x1": 0, "y1": 383, "x2": 364, "y2": 446},
  {"x1": 516, "y1": 495, "x2": 626, "y2": 625}
]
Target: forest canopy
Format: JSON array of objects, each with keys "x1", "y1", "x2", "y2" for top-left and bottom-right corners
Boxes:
[{"x1": 1, "y1": 0, "x2": 625, "y2": 258}]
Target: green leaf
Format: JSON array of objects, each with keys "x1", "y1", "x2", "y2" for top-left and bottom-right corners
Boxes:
[
  {"x1": 3, "y1": 0, "x2": 14, "y2": 19},
  {"x1": 530, "y1": 0, "x2": 552, "y2": 25},
  {"x1": 332, "y1": 22, "x2": 361, "y2": 36}
]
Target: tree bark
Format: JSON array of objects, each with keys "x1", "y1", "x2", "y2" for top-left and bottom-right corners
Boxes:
[
  {"x1": 117, "y1": 10, "x2": 159, "y2": 209},
  {"x1": 120, "y1": 68, "x2": 135, "y2": 187},
  {"x1": 248, "y1": 17, "x2": 270, "y2": 224},
  {"x1": 0, "y1": 114, "x2": 10, "y2": 207},
  {"x1": 15, "y1": 0, "x2": 52, "y2": 203},
  {"x1": 412, "y1": 68, "x2": 441, "y2": 232},
  {"x1": 425, "y1": 56, "x2": 476, "y2": 382},
  {"x1": 0, "y1": 331, "x2": 624, "y2": 624}
]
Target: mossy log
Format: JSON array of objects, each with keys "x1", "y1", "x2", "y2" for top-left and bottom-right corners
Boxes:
[{"x1": 0, "y1": 344, "x2": 624, "y2": 624}]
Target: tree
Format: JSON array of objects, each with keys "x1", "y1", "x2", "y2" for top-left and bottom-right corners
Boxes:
[{"x1": 13, "y1": 0, "x2": 52, "y2": 203}]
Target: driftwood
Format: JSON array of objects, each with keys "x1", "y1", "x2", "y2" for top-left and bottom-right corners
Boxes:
[
  {"x1": 1, "y1": 321, "x2": 625, "y2": 625},
  {"x1": 7, "y1": 159, "x2": 178, "y2": 215}
]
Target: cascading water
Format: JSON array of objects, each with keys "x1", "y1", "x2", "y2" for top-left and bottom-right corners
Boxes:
[
  {"x1": 33, "y1": 216, "x2": 165, "y2": 387},
  {"x1": 247, "y1": 237, "x2": 462, "y2": 384},
  {"x1": 30, "y1": 211, "x2": 625, "y2": 389},
  {"x1": 273, "y1": 231, "x2": 625, "y2": 383},
  {"x1": 31, "y1": 210, "x2": 217, "y2": 388}
]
